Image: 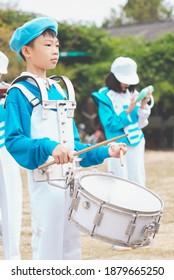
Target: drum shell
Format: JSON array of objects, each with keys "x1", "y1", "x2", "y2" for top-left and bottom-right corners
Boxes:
[{"x1": 69, "y1": 172, "x2": 163, "y2": 248}]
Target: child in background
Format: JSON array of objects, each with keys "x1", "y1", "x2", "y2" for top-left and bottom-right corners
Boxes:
[
  {"x1": 0, "y1": 51, "x2": 22, "y2": 259},
  {"x1": 92, "y1": 57, "x2": 152, "y2": 187}
]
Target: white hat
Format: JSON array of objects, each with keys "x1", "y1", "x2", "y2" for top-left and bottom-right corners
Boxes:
[
  {"x1": 0, "y1": 51, "x2": 9, "y2": 74},
  {"x1": 111, "y1": 57, "x2": 139, "y2": 85}
]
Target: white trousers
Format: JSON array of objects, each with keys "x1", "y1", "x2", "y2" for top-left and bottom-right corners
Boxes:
[
  {"x1": 108, "y1": 138, "x2": 146, "y2": 187},
  {"x1": 28, "y1": 173, "x2": 81, "y2": 260},
  {"x1": 0, "y1": 147, "x2": 22, "y2": 259}
]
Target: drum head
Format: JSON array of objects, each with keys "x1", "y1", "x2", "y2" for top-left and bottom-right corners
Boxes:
[{"x1": 79, "y1": 173, "x2": 163, "y2": 213}]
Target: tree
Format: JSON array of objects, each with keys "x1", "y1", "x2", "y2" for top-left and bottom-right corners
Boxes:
[
  {"x1": 123, "y1": 0, "x2": 173, "y2": 23},
  {"x1": 102, "y1": 8, "x2": 123, "y2": 28},
  {"x1": 1, "y1": 8, "x2": 174, "y2": 140},
  {"x1": 102, "y1": 0, "x2": 174, "y2": 27}
]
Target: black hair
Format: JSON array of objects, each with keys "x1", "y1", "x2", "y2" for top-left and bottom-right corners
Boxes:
[
  {"x1": 20, "y1": 28, "x2": 58, "y2": 60},
  {"x1": 105, "y1": 72, "x2": 135, "y2": 93},
  {"x1": 42, "y1": 29, "x2": 58, "y2": 38}
]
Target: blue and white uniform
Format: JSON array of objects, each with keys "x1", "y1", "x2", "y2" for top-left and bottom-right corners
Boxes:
[
  {"x1": 5, "y1": 73, "x2": 110, "y2": 260},
  {"x1": 92, "y1": 87, "x2": 151, "y2": 187},
  {"x1": 0, "y1": 93, "x2": 22, "y2": 259}
]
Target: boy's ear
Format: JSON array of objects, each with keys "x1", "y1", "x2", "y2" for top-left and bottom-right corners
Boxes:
[{"x1": 21, "y1": 46, "x2": 31, "y2": 58}]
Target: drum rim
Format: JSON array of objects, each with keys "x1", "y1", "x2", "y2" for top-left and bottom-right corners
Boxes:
[{"x1": 77, "y1": 171, "x2": 164, "y2": 215}]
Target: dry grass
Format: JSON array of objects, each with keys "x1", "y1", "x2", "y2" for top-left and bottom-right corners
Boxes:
[{"x1": 0, "y1": 150, "x2": 174, "y2": 260}]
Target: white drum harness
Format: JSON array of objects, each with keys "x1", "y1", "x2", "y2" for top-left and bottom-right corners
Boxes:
[{"x1": 8, "y1": 73, "x2": 79, "y2": 190}]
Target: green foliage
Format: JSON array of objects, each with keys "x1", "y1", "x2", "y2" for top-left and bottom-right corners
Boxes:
[
  {"x1": 1, "y1": 8, "x2": 174, "y2": 120},
  {"x1": 0, "y1": 9, "x2": 39, "y2": 82},
  {"x1": 0, "y1": 9, "x2": 34, "y2": 27},
  {"x1": 59, "y1": 23, "x2": 115, "y2": 63},
  {"x1": 102, "y1": 8, "x2": 123, "y2": 28},
  {"x1": 123, "y1": 0, "x2": 173, "y2": 23},
  {"x1": 135, "y1": 33, "x2": 174, "y2": 114},
  {"x1": 102, "y1": 0, "x2": 174, "y2": 27}
]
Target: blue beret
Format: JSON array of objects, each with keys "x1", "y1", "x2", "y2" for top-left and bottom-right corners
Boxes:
[{"x1": 10, "y1": 17, "x2": 58, "y2": 54}]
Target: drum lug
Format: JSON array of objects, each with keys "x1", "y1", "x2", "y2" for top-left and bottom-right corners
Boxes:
[
  {"x1": 125, "y1": 220, "x2": 136, "y2": 236},
  {"x1": 70, "y1": 196, "x2": 80, "y2": 211},
  {"x1": 91, "y1": 206, "x2": 104, "y2": 236},
  {"x1": 93, "y1": 212, "x2": 104, "y2": 227}
]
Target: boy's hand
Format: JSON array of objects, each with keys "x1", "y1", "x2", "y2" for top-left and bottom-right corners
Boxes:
[
  {"x1": 108, "y1": 143, "x2": 127, "y2": 158},
  {"x1": 52, "y1": 144, "x2": 74, "y2": 164}
]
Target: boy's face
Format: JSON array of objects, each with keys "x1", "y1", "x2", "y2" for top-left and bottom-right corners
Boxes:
[{"x1": 23, "y1": 34, "x2": 59, "y2": 71}]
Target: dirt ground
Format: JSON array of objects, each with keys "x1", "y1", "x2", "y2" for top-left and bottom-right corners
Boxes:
[{"x1": 0, "y1": 150, "x2": 174, "y2": 260}]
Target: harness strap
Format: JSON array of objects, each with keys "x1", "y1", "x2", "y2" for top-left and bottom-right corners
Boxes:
[
  {"x1": 9, "y1": 84, "x2": 40, "y2": 107},
  {"x1": 49, "y1": 75, "x2": 75, "y2": 101},
  {"x1": 9, "y1": 73, "x2": 75, "y2": 102},
  {"x1": 10, "y1": 73, "x2": 48, "y2": 101},
  {"x1": 6, "y1": 74, "x2": 76, "y2": 120}
]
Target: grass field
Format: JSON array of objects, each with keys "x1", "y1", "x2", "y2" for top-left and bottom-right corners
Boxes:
[{"x1": 0, "y1": 150, "x2": 174, "y2": 260}]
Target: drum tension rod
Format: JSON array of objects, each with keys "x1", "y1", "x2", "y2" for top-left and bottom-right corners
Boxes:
[
  {"x1": 68, "y1": 187, "x2": 81, "y2": 220},
  {"x1": 125, "y1": 214, "x2": 138, "y2": 241},
  {"x1": 91, "y1": 203, "x2": 104, "y2": 236}
]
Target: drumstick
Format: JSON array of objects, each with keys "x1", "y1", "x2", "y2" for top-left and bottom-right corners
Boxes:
[
  {"x1": 38, "y1": 133, "x2": 128, "y2": 170},
  {"x1": 120, "y1": 149, "x2": 124, "y2": 167}
]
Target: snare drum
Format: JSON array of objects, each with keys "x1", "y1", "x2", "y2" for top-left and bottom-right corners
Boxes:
[{"x1": 68, "y1": 171, "x2": 163, "y2": 248}]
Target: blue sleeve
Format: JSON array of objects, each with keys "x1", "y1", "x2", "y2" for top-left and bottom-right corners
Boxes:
[
  {"x1": 0, "y1": 102, "x2": 5, "y2": 148},
  {"x1": 0, "y1": 103, "x2": 5, "y2": 123},
  {"x1": 98, "y1": 101, "x2": 131, "y2": 133},
  {"x1": 73, "y1": 121, "x2": 110, "y2": 167},
  {"x1": 5, "y1": 88, "x2": 58, "y2": 169}
]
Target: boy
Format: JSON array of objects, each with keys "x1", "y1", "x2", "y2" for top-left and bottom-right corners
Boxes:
[
  {"x1": 5, "y1": 17, "x2": 127, "y2": 260},
  {"x1": 0, "y1": 51, "x2": 22, "y2": 259}
]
